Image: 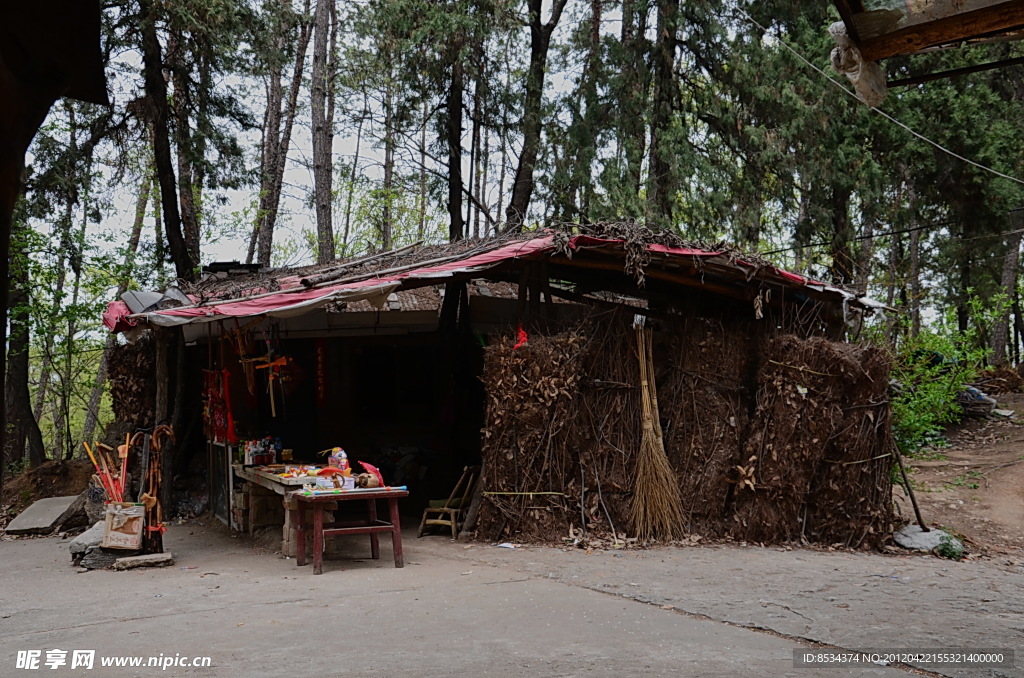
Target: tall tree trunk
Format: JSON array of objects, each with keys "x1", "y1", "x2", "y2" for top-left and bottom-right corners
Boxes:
[
  {"x1": 829, "y1": 186, "x2": 854, "y2": 285},
  {"x1": 81, "y1": 176, "x2": 151, "y2": 444},
  {"x1": 739, "y1": 183, "x2": 763, "y2": 247},
  {"x1": 620, "y1": 0, "x2": 648, "y2": 202},
  {"x1": 31, "y1": 105, "x2": 82, "y2": 429},
  {"x1": 311, "y1": 0, "x2": 335, "y2": 263},
  {"x1": 504, "y1": 0, "x2": 569, "y2": 231},
  {"x1": 854, "y1": 216, "x2": 874, "y2": 296},
  {"x1": 793, "y1": 177, "x2": 812, "y2": 271},
  {"x1": 418, "y1": 98, "x2": 428, "y2": 240},
  {"x1": 496, "y1": 40, "x2": 512, "y2": 224},
  {"x1": 885, "y1": 233, "x2": 904, "y2": 341},
  {"x1": 35, "y1": 104, "x2": 82, "y2": 452},
  {"x1": 249, "y1": 35, "x2": 281, "y2": 267},
  {"x1": 169, "y1": 30, "x2": 202, "y2": 269},
  {"x1": 56, "y1": 197, "x2": 90, "y2": 459},
  {"x1": 909, "y1": 225, "x2": 922, "y2": 337},
  {"x1": 447, "y1": 59, "x2": 465, "y2": 242},
  {"x1": 152, "y1": 175, "x2": 167, "y2": 284},
  {"x1": 646, "y1": 0, "x2": 680, "y2": 226},
  {"x1": 1013, "y1": 293, "x2": 1024, "y2": 365},
  {"x1": 381, "y1": 61, "x2": 395, "y2": 250},
  {"x1": 478, "y1": 111, "x2": 490, "y2": 237},
  {"x1": 885, "y1": 232, "x2": 899, "y2": 309},
  {"x1": 31, "y1": 205, "x2": 72, "y2": 429},
  {"x1": 957, "y1": 222, "x2": 972, "y2": 334},
  {"x1": 579, "y1": 0, "x2": 603, "y2": 220},
  {"x1": 6, "y1": 222, "x2": 46, "y2": 467},
  {"x1": 253, "y1": 0, "x2": 313, "y2": 266},
  {"x1": 469, "y1": 67, "x2": 482, "y2": 239},
  {"x1": 343, "y1": 95, "x2": 367, "y2": 252},
  {"x1": 140, "y1": 0, "x2": 194, "y2": 281},
  {"x1": 991, "y1": 217, "x2": 1023, "y2": 365},
  {"x1": 0, "y1": 149, "x2": 13, "y2": 496}
]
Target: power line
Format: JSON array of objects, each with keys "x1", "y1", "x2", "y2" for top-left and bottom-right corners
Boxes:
[
  {"x1": 762, "y1": 221, "x2": 938, "y2": 255},
  {"x1": 764, "y1": 219, "x2": 1024, "y2": 256},
  {"x1": 735, "y1": 9, "x2": 1024, "y2": 189}
]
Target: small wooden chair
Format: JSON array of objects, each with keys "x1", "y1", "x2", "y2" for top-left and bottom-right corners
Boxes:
[{"x1": 417, "y1": 465, "x2": 480, "y2": 539}]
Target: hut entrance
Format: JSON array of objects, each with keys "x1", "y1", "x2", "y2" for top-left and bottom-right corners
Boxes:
[{"x1": 201, "y1": 323, "x2": 485, "y2": 525}]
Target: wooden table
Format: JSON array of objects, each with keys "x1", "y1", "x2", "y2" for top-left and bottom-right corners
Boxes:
[
  {"x1": 288, "y1": 488, "x2": 409, "y2": 575},
  {"x1": 233, "y1": 464, "x2": 310, "y2": 494}
]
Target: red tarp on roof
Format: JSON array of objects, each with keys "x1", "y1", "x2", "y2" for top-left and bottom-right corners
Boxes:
[{"x1": 102, "y1": 234, "x2": 860, "y2": 332}]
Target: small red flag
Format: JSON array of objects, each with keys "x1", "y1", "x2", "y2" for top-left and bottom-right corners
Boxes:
[{"x1": 514, "y1": 325, "x2": 529, "y2": 350}]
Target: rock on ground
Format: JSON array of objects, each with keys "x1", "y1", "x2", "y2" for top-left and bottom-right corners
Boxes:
[
  {"x1": 80, "y1": 546, "x2": 140, "y2": 570},
  {"x1": 84, "y1": 480, "x2": 107, "y2": 525},
  {"x1": 69, "y1": 521, "x2": 105, "y2": 564},
  {"x1": 112, "y1": 553, "x2": 174, "y2": 570},
  {"x1": 892, "y1": 524, "x2": 963, "y2": 553}
]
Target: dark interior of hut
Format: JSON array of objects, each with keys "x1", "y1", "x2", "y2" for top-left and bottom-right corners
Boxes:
[{"x1": 203, "y1": 329, "x2": 484, "y2": 520}]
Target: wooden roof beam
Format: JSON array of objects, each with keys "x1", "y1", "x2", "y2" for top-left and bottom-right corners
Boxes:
[
  {"x1": 835, "y1": 0, "x2": 864, "y2": 44},
  {"x1": 858, "y1": 0, "x2": 1024, "y2": 61}
]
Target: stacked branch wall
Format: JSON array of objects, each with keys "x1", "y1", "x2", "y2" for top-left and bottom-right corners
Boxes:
[{"x1": 477, "y1": 307, "x2": 893, "y2": 546}]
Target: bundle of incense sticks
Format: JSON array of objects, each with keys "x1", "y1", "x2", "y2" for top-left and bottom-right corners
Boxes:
[{"x1": 83, "y1": 440, "x2": 127, "y2": 503}]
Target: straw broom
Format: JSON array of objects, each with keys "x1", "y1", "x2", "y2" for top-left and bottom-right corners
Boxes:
[{"x1": 629, "y1": 324, "x2": 685, "y2": 542}]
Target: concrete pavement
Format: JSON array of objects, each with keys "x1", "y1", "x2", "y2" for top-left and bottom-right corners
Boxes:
[{"x1": 0, "y1": 519, "x2": 1010, "y2": 677}]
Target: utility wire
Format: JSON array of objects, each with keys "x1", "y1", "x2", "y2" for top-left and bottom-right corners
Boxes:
[
  {"x1": 736, "y1": 8, "x2": 1024, "y2": 188},
  {"x1": 764, "y1": 213, "x2": 1024, "y2": 255},
  {"x1": 762, "y1": 222, "x2": 930, "y2": 255}
]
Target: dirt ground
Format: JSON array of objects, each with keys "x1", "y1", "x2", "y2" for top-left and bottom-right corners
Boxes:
[
  {"x1": 0, "y1": 460, "x2": 94, "y2": 525},
  {"x1": 897, "y1": 392, "x2": 1024, "y2": 555}
]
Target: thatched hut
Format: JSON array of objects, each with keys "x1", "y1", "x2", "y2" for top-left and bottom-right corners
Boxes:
[{"x1": 103, "y1": 224, "x2": 893, "y2": 547}]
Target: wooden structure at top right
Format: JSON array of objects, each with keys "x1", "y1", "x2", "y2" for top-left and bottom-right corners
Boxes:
[{"x1": 834, "y1": 0, "x2": 1024, "y2": 63}]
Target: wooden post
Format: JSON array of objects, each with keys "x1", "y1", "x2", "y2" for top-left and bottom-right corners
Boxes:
[
  {"x1": 459, "y1": 469, "x2": 485, "y2": 539},
  {"x1": 894, "y1": 445, "x2": 928, "y2": 532}
]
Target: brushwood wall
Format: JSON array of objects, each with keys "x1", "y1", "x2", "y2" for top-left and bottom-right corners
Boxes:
[{"x1": 476, "y1": 304, "x2": 893, "y2": 547}]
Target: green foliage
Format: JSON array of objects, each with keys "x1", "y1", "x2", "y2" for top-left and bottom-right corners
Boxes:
[
  {"x1": 947, "y1": 470, "x2": 982, "y2": 490},
  {"x1": 887, "y1": 295, "x2": 1000, "y2": 456},
  {"x1": 935, "y1": 533, "x2": 965, "y2": 560}
]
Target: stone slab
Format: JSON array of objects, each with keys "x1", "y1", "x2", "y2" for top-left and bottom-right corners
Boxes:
[
  {"x1": 112, "y1": 553, "x2": 174, "y2": 570},
  {"x1": 6, "y1": 496, "x2": 80, "y2": 535}
]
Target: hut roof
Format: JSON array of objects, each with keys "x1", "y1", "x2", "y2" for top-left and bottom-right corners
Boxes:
[{"x1": 103, "y1": 223, "x2": 886, "y2": 333}]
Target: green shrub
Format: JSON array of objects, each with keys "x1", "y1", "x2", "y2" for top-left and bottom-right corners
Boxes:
[
  {"x1": 887, "y1": 294, "x2": 999, "y2": 456},
  {"x1": 935, "y1": 533, "x2": 964, "y2": 560}
]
